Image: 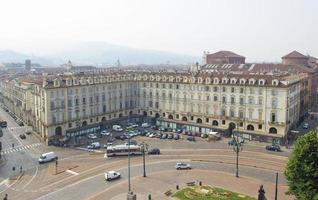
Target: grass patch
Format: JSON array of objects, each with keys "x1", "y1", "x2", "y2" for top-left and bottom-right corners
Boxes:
[{"x1": 173, "y1": 186, "x2": 256, "y2": 200}]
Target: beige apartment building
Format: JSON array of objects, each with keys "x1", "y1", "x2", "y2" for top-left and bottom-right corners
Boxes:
[{"x1": 0, "y1": 68, "x2": 305, "y2": 143}]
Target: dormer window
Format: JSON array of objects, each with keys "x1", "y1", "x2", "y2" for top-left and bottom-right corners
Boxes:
[
  {"x1": 162, "y1": 76, "x2": 167, "y2": 82},
  {"x1": 272, "y1": 79, "x2": 279, "y2": 86},
  {"x1": 230, "y1": 78, "x2": 237, "y2": 84},
  {"x1": 249, "y1": 79, "x2": 255, "y2": 85},
  {"x1": 198, "y1": 77, "x2": 203, "y2": 83},
  {"x1": 183, "y1": 77, "x2": 188, "y2": 83},
  {"x1": 214, "y1": 78, "x2": 219, "y2": 84},
  {"x1": 205, "y1": 77, "x2": 211, "y2": 84},
  {"x1": 240, "y1": 79, "x2": 246, "y2": 84},
  {"x1": 54, "y1": 80, "x2": 60, "y2": 87},
  {"x1": 259, "y1": 79, "x2": 265, "y2": 85},
  {"x1": 222, "y1": 78, "x2": 228, "y2": 84}
]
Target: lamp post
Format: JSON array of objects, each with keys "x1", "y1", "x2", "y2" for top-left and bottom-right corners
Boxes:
[
  {"x1": 127, "y1": 136, "x2": 136, "y2": 200},
  {"x1": 141, "y1": 142, "x2": 148, "y2": 177},
  {"x1": 232, "y1": 125, "x2": 244, "y2": 178}
]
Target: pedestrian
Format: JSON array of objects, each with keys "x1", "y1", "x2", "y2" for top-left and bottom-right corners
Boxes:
[
  {"x1": 3, "y1": 193, "x2": 8, "y2": 200},
  {"x1": 20, "y1": 166, "x2": 22, "y2": 173},
  {"x1": 12, "y1": 143, "x2": 14, "y2": 148}
]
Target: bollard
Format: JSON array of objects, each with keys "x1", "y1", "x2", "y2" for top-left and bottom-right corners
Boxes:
[
  {"x1": 148, "y1": 194, "x2": 151, "y2": 200},
  {"x1": 199, "y1": 181, "x2": 202, "y2": 186},
  {"x1": 176, "y1": 185, "x2": 179, "y2": 190}
]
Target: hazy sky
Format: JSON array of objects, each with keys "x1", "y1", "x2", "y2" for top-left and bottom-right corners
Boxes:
[{"x1": 0, "y1": 0, "x2": 317, "y2": 62}]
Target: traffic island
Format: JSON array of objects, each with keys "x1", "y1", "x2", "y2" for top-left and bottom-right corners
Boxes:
[{"x1": 173, "y1": 185, "x2": 256, "y2": 200}]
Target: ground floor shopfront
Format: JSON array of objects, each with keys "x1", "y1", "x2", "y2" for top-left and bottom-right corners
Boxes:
[{"x1": 157, "y1": 118, "x2": 284, "y2": 144}]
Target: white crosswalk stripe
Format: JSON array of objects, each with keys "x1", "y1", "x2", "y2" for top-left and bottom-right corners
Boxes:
[{"x1": 0, "y1": 143, "x2": 43, "y2": 155}]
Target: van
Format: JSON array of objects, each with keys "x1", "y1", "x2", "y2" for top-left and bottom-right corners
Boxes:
[
  {"x1": 141, "y1": 123, "x2": 150, "y2": 128},
  {"x1": 38, "y1": 152, "x2": 58, "y2": 164},
  {"x1": 87, "y1": 142, "x2": 101, "y2": 149},
  {"x1": 112, "y1": 125, "x2": 123, "y2": 132}
]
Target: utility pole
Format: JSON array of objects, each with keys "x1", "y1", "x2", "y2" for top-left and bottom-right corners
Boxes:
[
  {"x1": 233, "y1": 124, "x2": 243, "y2": 178},
  {"x1": 275, "y1": 172, "x2": 278, "y2": 200},
  {"x1": 127, "y1": 137, "x2": 136, "y2": 200},
  {"x1": 141, "y1": 142, "x2": 148, "y2": 177}
]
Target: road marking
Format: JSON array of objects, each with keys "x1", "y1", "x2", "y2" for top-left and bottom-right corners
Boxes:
[
  {"x1": 6, "y1": 127, "x2": 23, "y2": 146},
  {"x1": 0, "y1": 143, "x2": 42, "y2": 155},
  {"x1": 22, "y1": 167, "x2": 38, "y2": 190},
  {"x1": 66, "y1": 170, "x2": 79, "y2": 176}
]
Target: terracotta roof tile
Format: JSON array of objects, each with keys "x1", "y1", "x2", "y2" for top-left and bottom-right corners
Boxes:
[{"x1": 282, "y1": 51, "x2": 307, "y2": 59}]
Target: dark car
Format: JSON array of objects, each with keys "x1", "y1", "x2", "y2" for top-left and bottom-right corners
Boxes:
[
  {"x1": 266, "y1": 145, "x2": 281, "y2": 152},
  {"x1": 187, "y1": 136, "x2": 195, "y2": 142},
  {"x1": 148, "y1": 148, "x2": 160, "y2": 155},
  {"x1": 228, "y1": 139, "x2": 236, "y2": 146},
  {"x1": 167, "y1": 134, "x2": 174, "y2": 139},
  {"x1": 19, "y1": 134, "x2": 26, "y2": 139},
  {"x1": 161, "y1": 133, "x2": 168, "y2": 139},
  {"x1": 120, "y1": 135, "x2": 127, "y2": 140},
  {"x1": 174, "y1": 134, "x2": 180, "y2": 140},
  {"x1": 115, "y1": 135, "x2": 121, "y2": 140},
  {"x1": 175, "y1": 129, "x2": 183, "y2": 134},
  {"x1": 155, "y1": 133, "x2": 162, "y2": 138}
]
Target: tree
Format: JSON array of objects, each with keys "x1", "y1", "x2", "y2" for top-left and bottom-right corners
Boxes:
[{"x1": 284, "y1": 131, "x2": 318, "y2": 200}]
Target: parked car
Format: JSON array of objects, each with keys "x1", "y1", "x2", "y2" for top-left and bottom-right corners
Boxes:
[
  {"x1": 87, "y1": 134, "x2": 98, "y2": 139},
  {"x1": 187, "y1": 136, "x2": 195, "y2": 142},
  {"x1": 19, "y1": 134, "x2": 26, "y2": 139},
  {"x1": 38, "y1": 152, "x2": 58, "y2": 164},
  {"x1": 158, "y1": 127, "x2": 166, "y2": 131},
  {"x1": 104, "y1": 171, "x2": 121, "y2": 181},
  {"x1": 155, "y1": 133, "x2": 162, "y2": 138},
  {"x1": 174, "y1": 134, "x2": 180, "y2": 140},
  {"x1": 167, "y1": 133, "x2": 174, "y2": 139},
  {"x1": 148, "y1": 148, "x2": 160, "y2": 155},
  {"x1": 125, "y1": 140, "x2": 138, "y2": 145},
  {"x1": 25, "y1": 130, "x2": 32, "y2": 135},
  {"x1": 115, "y1": 135, "x2": 121, "y2": 140},
  {"x1": 141, "y1": 123, "x2": 150, "y2": 128},
  {"x1": 161, "y1": 133, "x2": 168, "y2": 139},
  {"x1": 87, "y1": 142, "x2": 101, "y2": 149},
  {"x1": 266, "y1": 145, "x2": 281, "y2": 152},
  {"x1": 175, "y1": 129, "x2": 183, "y2": 133},
  {"x1": 175, "y1": 162, "x2": 191, "y2": 170},
  {"x1": 302, "y1": 123, "x2": 309, "y2": 129},
  {"x1": 112, "y1": 125, "x2": 123, "y2": 132},
  {"x1": 101, "y1": 130, "x2": 111, "y2": 136}
]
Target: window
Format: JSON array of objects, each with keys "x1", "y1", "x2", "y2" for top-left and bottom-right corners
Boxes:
[
  {"x1": 176, "y1": 114, "x2": 179, "y2": 119},
  {"x1": 258, "y1": 89, "x2": 263, "y2": 95},
  {"x1": 271, "y1": 113, "x2": 276, "y2": 122},
  {"x1": 239, "y1": 122, "x2": 243, "y2": 127},
  {"x1": 248, "y1": 96, "x2": 254, "y2": 104},
  {"x1": 206, "y1": 118, "x2": 209, "y2": 123},
  {"x1": 176, "y1": 84, "x2": 179, "y2": 89},
  {"x1": 231, "y1": 97, "x2": 235, "y2": 104},
  {"x1": 205, "y1": 86, "x2": 210, "y2": 91},
  {"x1": 213, "y1": 87, "x2": 218, "y2": 92},
  {"x1": 206, "y1": 96, "x2": 210, "y2": 101},
  {"x1": 250, "y1": 88, "x2": 254, "y2": 94},
  {"x1": 258, "y1": 124, "x2": 262, "y2": 129},
  {"x1": 190, "y1": 116, "x2": 194, "y2": 120},
  {"x1": 258, "y1": 97, "x2": 263, "y2": 105},
  {"x1": 68, "y1": 123, "x2": 72, "y2": 128},
  {"x1": 222, "y1": 120, "x2": 225, "y2": 125},
  {"x1": 272, "y1": 98, "x2": 277, "y2": 108},
  {"x1": 103, "y1": 105, "x2": 106, "y2": 112},
  {"x1": 82, "y1": 98, "x2": 86, "y2": 104},
  {"x1": 240, "y1": 88, "x2": 244, "y2": 94},
  {"x1": 222, "y1": 87, "x2": 226, "y2": 92},
  {"x1": 162, "y1": 84, "x2": 166, "y2": 89},
  {"x1": 68, "y1": 99, "x2": 72, "y2": 107},
  {"x1": 258, "y1": 111, "x2": 263, "y2": 120},
  {"x1": 148, "y1": 101, "x2": 153, "y2": 107},
  {"x1": 221, "y1": 109, "x2": 226, "y2": 116},
  {"x1": 230, "y1": 110, "x2": 235, "y2": 117},
  {"x1": 240, "y1": 97, "x2": 244, "y2": 105},
  {"x1": 50, "y1": 101, "x2": 55, "y2": 110},
  {"x1": 239, "y1": 111, "x2": 244, "y2": 118},
  {"x1": 75, "y1": 98, "x2": 79, "y2": 106},
  {"x1": 169, "y1": 84, "x2": 172, "y2": 89},
  {"x1": 222, "y1": 96, "x2": 226, "y2": 104},
  {"x1": 231, "y1": 87, "x2": 235, "y2": 93},
  {"x1": 214, "y1": 96, "x2": 218, "y2": 101}
]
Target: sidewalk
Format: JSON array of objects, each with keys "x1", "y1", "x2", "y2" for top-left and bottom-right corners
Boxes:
[{"x1": 88, "y1": 169, "x2": 293, "y2": 200}]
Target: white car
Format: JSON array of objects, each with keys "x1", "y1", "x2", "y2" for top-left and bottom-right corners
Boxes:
[
  {"x1": 87, "y1": 134, "x2": 97, "y2": 139},
  {"x1": 101, "y1": 130, "x2": 111, "y2": 136},
  {"x1": 175, "y1": 162, "x2": 191, "y2": 170},
  {"x1": 38, "y1": 152, "x2": 58, "y2": 164},
  {"x1": 105, "y1": 171, "x2": 121, "y2": 181},
  {"x1": 141, "y1": 123, "x2": 150, "y2": 128},
  {"x1": 302, "y1": 123, "x2": 309, "y2": 129}
]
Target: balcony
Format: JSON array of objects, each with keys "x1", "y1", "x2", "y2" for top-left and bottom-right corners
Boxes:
[{"x1": 268, "y1": 121, "x2": 285, "y2": 126}]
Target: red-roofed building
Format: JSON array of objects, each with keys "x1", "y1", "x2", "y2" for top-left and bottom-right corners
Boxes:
[
  {"x1": 282, "y1": 51, "x2": 309, "y2": 66},
  {"x1": 204, "y1": 50, "x2": 245, "y2": 64}
]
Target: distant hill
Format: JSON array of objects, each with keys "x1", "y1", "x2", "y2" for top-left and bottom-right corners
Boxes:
[
  {"x1": 0, "y1": 50, "x2": 54, "y2": 65},
  {"x1": 1, "y1": 42, "x2": 199, "y2": 66},
  {"x1": 44, "y1": 41, "x2": 199, "y2": 65}
]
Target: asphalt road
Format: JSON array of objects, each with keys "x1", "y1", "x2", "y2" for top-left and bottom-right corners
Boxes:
[
  {"x1": 35, "y1": 158, "x2": 286, "y2": 200},
  {"x1": 0, "y1": 107, "x2": 42, "y2": 182}
]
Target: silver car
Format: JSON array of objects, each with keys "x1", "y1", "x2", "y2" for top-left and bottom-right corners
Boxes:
[{"x1": 175, "y1": 162, "x2": 191, "y2": 170}]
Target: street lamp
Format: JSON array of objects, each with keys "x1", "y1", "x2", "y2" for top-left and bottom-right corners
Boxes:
[
  {"x1": 232, "y1": 127, "x2": 244, "y2": 178},
  {"x1": 140, "y1": 142, "x2": 148, "y2": 177},
  {"x1": 127, "y1": 136, "x2": 136, "y2": 200}
]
